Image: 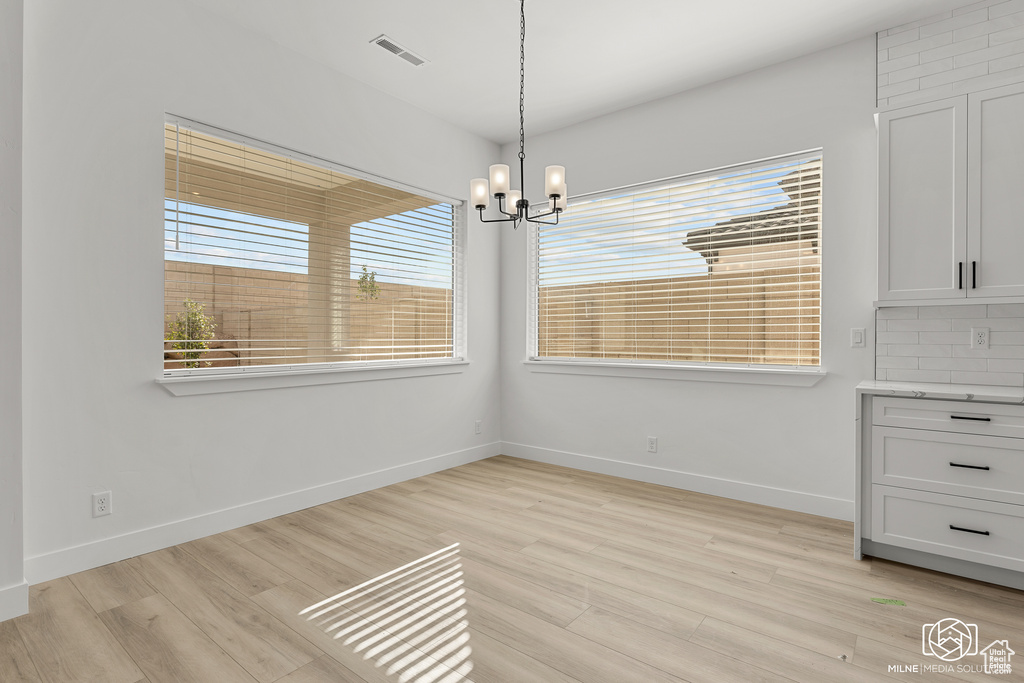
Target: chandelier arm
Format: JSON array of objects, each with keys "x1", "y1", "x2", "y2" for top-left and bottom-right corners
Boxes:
[
  {"x1": 496, "y1": 194, "x2": 519, "y2": 218},
  {"x1": 525, "y1": 207, "x2": 562, "y2": 225},
  {"x1": 527, "y1": 216, "x2": 560, "y2": 226},
  {"x1": 477, "y1": 207, "x2": 520, "y2": 224}
]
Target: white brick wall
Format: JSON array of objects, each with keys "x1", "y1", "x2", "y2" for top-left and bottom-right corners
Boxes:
[
  {"x1": 878, "y1": 0, "x2": 1024, "y2": 108},
  {"x1": 875, "y1": 304, "x2": 1024, "y2": 386}
]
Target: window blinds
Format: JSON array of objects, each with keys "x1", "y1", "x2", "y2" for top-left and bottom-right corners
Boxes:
[
  {"x1": 164, "y1": 120, "x2": 461, "y2": 373},
  {"x1": 533, "y1": 151, "x2": 822, "y2": 367}
]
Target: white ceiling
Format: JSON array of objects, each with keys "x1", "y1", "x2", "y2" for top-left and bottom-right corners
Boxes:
[{"x1": 198, "y1": 0, "x2": 964, "y2": 144}]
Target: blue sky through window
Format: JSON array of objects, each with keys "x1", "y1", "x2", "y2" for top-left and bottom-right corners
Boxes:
[
  {"x1": 350, "y1": 203, "x2": 454, "y2": 289},
  {"x1": 539, "y1": 159, "x2": 809, "y2": 286},
  {"x1": 165, "y1": 200, "x2": 454, "y2": 288},
  {"x1": 165, "y1": 200, "x2": 309, "y2": 273}
]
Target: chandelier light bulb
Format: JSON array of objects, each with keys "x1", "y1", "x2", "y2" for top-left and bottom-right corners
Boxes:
[
  {"x1": 506, "y1": 190, "x2": 522, "y2": 212},
  {"x1": 545, "y1": 166, "x2": 566, "y2": 198},
  {"x1": 489, "y1": 164, "x2": 510, "y2": 196},
  {"x1": 470, "y1": 178, "x2": 490, "y2": 209}
]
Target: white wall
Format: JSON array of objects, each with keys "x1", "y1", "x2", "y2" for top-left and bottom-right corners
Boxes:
[
  {"x1": 0, "y1": 0, "x2": 27, "y2": 621},
  {"x1": 500, "y1": 38, "x2": 879, "y2": 520},
  {"x1": 21, "y1": 0, "x2": 501, "y2": 583}
]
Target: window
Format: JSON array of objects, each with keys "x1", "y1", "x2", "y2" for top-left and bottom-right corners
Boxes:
[
  {"x1": 164, "y1": 119, "x2": 463, "y2": 375},
  {"x1": 530, "y1": 151, "x2": 822, "y2": 368}
]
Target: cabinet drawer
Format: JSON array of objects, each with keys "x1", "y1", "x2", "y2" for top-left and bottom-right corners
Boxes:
[
  {"x1": 872, "y1": 396, "x2": 1024, "y2": 438},
  {"x1": 872, "y1": 427, "x2": 1024, "y2": 505},
  {"x1": 871, "y1": 485, "x2": 1024, "y2": 572}
]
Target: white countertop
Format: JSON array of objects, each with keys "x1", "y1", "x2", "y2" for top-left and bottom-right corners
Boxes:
[{"x1": 856, "y1": 380, "x2": 1024, "y2": 404}]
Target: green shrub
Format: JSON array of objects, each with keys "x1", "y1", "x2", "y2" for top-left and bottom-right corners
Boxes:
[
  {"x1": 357, "y1": 265, "x2": 381, "y2": 300},
  {"x1": 165, "y1": 298, "x2": 216, "y2": 368}
]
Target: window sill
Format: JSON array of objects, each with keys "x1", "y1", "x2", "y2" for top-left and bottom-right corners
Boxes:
[
  {"x1": 157, "y1": 360, "x2": 469, "y2": 396},
  {"x1": 523, "y1": 359, "x2": 826, "y2": 386}
]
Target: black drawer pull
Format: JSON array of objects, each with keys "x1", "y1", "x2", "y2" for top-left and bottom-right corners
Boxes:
[
  {"x1": 950, "y1": 415, "x2": 991, "y2": 422},
  {"x1": 950, "y1": 524, "x2": 990, "y2": 536},
  {"x1": 949, "y1": 462, "x2": 990, "y2": 471},
  {"x1": 958, "y1": 261, "x2": 963, "y2": 290}
]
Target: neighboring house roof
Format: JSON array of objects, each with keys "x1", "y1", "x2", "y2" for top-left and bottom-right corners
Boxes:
[{"x1": 683, "y1": 168, "x2": 821, "y2": 262}]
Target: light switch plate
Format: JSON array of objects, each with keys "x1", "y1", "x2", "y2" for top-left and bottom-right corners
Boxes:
[{"x1": 851, "y1": 328, "x2": 866, "y2": 348}]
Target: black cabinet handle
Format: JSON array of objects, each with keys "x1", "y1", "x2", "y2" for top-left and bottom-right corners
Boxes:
[
  {"x1": 958, "y1": 261, "x2": 963, "y2": 290},
  {"x1": 949, "y1": 462, "x2": 991, "y2": 470},
  {"x1": 950, "y1": 415, "x2": 991, "y2": 422},
  {"x1": 950, "y1": 524, "x2": 989, "y2": 536},
  {"x1": 972, "y1": 261, "x2": 977, "y2": 289}
]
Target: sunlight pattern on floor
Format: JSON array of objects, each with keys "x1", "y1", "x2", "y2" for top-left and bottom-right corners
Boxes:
[{"x1": 300, "y1": 542, "x2": 473, "y2": 682}]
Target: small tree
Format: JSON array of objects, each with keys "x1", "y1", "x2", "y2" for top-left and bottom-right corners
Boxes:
[
  {"x1": 165, "y1": 298, "x2": 217, "y2": 368},
  {"x1": 357, "y1": 265, "x2": 381, "y2": 300}
]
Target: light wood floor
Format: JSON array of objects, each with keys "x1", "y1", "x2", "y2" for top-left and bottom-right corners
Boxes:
[{"x1": 2, "y1": 455, "x2": 1023, "y2": 682}]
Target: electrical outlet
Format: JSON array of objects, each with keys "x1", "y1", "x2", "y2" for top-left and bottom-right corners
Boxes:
[
  {"x1": 647, "y1": 436, "x2": 658, "y2": 453},
  {"x1": 92, "y1": 491, "x2": 112, "y2": 518},
  {"x1": 971, "y1": 327, "x2": 989, "y2": 350},
  {"x1": 474, "y1": 419, "x2": 482, "y2": 434}
]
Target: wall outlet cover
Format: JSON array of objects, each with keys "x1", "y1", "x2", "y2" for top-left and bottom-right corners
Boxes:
[
  {"x1": 971, "y1": 327, "x2": 989, "y2": 350},
  {"x1": 92, "y1": 491, "x2": 112, "y2": 517}
]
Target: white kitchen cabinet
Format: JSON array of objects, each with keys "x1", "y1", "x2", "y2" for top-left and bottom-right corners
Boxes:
[
  {"x1": 878, "y1": 97, "x2": 966, "y2": 301},
  {"x1": 871, "y1": 486, "x2": 1024, "y2": 573},
  {"x1": 968, "y1": 83, "x2": 1024, "y2": 298},
  {"x1": 856, "y1": 388, "x2": 1024, "y2": 589},
  {"x1": 878, "y1": 82, "x2": 1024, "y2": 303}
]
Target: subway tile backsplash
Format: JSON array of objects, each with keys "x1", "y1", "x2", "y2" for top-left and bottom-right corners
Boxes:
[
  {"x1": 877, "y1": 0, "x2": 1024, "y2": 109},
  {"x1": 875, "y1": 305, "x2": 1024, "y2": 387}
]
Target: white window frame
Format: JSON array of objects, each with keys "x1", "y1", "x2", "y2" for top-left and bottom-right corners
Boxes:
[
  {"x1": 158, "y1": 115, "x2": 468, "y2": 395},
  {"x1": 525, "y1": 151, "x2": 826, "y2": 387}
]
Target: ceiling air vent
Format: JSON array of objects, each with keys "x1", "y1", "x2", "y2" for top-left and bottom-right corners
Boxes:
[{"x1": 370, "y1": 34, "x2": 429, "y2": 67}]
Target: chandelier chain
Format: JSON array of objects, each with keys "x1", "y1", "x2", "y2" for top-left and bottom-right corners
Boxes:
[{"x1": 518, "y1": 0, "x2": 526, "y2": 163}]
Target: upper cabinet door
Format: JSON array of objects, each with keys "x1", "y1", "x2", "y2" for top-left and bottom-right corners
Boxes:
[
  {"x1": 878, "y1": 97, "x2": 968, "y2": 302},
  {"x1": 968, "y1": 83, "x2": 1024, "y2": 298}
]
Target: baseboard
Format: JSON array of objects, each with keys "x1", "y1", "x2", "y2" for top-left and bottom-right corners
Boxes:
[
  {"x1": 25, "y1": 441, "x2": 501, "y2": 585},
  {"x1": 0, "y1": 580, "x2": 28, "y2": 622},
  {"x1": 501, "y1": 441, "x2": 854, "y2": 521},
  {"x1": 861, "y1": 539, "x2": 1024, "y2": 590}
]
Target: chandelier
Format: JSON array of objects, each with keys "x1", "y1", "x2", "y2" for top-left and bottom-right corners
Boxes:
[{"x1": 470, "y1": 0, "x2": 566, "y2": 228}]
